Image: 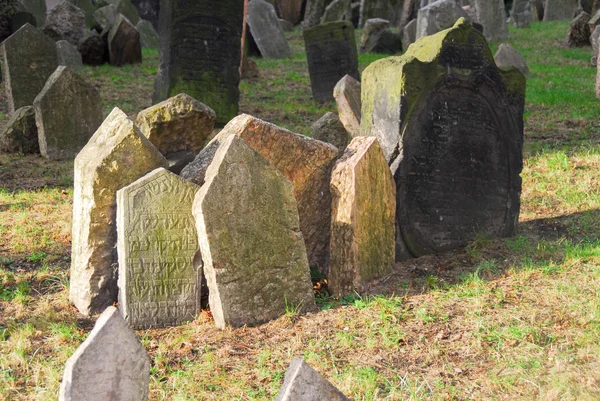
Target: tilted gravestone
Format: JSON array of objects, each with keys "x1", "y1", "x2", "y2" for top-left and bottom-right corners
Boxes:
[
  {"x1": 361, "y1": 19, "x2": 525, "y2": 257},
  {"x1": 70, "y1": 108, "x2": 168, "y2": 316},
  {"x1": 510, "y1": 0, "x2": 532, "y2": 28},
  {"x1": 56, "y1": 40, "x2": 83, "y2": 71},
  {"x1": 34, "y1": 66, "x2": 103, "y2": 160},
  {"x1": 329, "y1": 137, "x2": 396, "y2": 296},
  {"x1": 247, "y1": 0, "x2": 291, "y2": 59},
  {"x1": 18, "y1": 0, "x2": 46, "y2": 27},
  {"x1": 303, "y1": 21, "x2": 359, "y2": 102},
  {"x1": 65, "y1": 0, "x2": 96, "y2": 28},
  {"x1": 472, "y1": 0, "x2": 508, "y2": 41},
  {"x1": 275, "y1": 358, "x2": 350, "y2": 401},
  {"x1": 544, "y1": 0, "x2": 578, "y2": 20},
  {"x1": 43, "y1": 1, "x2": 86, "y2": 46},
  {"x1": 93, "y1": 4, "x2": 117, "y2": 30},
  {"x1": 416, "y1": 0, "x2": 469, "y2": 40},
  {"x1": 117, "y1": 168, "x2": 202, "y2": 329},
  {"x1": 0, "y1": 106, "x2": 38, "y2": 154},
  {"x1": 108, "y1": 14, "x2": 142, "y2": 66},
  {"x1": 59, "y1": 306, "x2": 150, "y2": 401},
  {"x1": 310, "y1": 112, "x2": 349, "y2": 153},
  {"x1": 1, "y1": 23, "x2": 58, "y2": 113},
  {"x1": 567, "y1": 11, "x2": 591, "y2": 47},
  {"x1": 136, "y1": 19, "x2": 159, "y2": 48},
  {"x1": 153, "y1": 0, "x2": 244, "y2": 126},
  {"x1": 107, "y1": 0, "x2": 140, "y2": 25},
  {"x1": 494, "y1": 43, "x2": 530, "y2": 77},
  {"x1": 333, "y1": 74, "x2": 361, "y2": 137}
]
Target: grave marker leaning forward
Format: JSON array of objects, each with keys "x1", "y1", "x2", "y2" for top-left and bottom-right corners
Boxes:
[{"x1": 247, "y1": 0, "x2": 291, "y2": 59}]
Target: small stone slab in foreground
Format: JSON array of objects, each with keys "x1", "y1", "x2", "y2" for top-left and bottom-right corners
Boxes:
[{"x1": 275, "y1": 358, "x2": 350, "y2": 401}]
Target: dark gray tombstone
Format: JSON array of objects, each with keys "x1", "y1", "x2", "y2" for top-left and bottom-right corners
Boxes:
[
  {"x1": 131, "y1": 0, "x2": 159, "y2": 31},
  {"x1": 108, "y1": 14, "x2": 142, "y2": 66},
  {"x1": 247, "y1": 0, "x2": 291, "y2": 59}
]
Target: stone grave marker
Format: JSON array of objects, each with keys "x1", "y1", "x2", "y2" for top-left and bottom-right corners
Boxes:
[
  {"x1": 93, "y1": 4, "x2": 117, "y2": 30},
  {"x1": 108, "y1": 14, "x2": 142, "y2": 66},
  {"x1": 43, "y1": 1, "x2": 85, "y2": 46},
  {"x1": 591, "y1": 25, "x2": 600, "y2": 66},
  {"x1": 117, "y1": 168, "x2": 202, "y2": 329},
  {"x1": 321, "y1": 0, "x2": 352, "y2": 23},
  {"x1": 70, "y1": 108, "x2": 168, "y2": 316},
  {"x1": 193, "y1": 135, "x2": 316, "y2": 328},
  {"x1": 136, "y1": 19, "x2": 158, "y2": 48},
  {"x1": 329, "y1": 137, "x2": 395, "y2": 296},
  {"x1": 416, "y1": 0, "x2": 469, "y2": 39},
  {"x1": 333, "y1": 74, "x2": 361, "y2": 137},
  {"x1": 303, "y1": 0, "x2": 327, "y2": 28},
  {"x1": 65, "y1": 0, "x2": 96, "y2": 28},
  {"x1": 78, "y1": 30, "x2": 108, "y2": 65},
  {"x1": 361, "y1": 19, "x2": 525, "y2": 257},
  {"x1": 56, "y1": 40, "x2": 83, "y2": 71},
  {"x1": 310, "y1": 112, "x2": 349, "y2": 153},
  {"x1": 359, "y1": 0, "x2": 397, "y2": 28},
  {"x1": 544, "y1": 0, "x2": 578, "y2": 20},
  {"x1": 494, "y1": 43, "x2": 530, "y2": 77},
  {"x1": 131, "y1": 0, "x2": 159, "y2": 31},
  {"x1": 360, "y1": 17, "x2": 402, "y2": 54},
  {"x1": 247, "y1": 0, "x2": 291, "y2": 59},
  {"x1": 18, "y1": 0, "x2": 46, "y2": 27},
  {"x1": 153, "y1": 1, "x2": 244, "y2": 126},
  {"x1": 510, "y1": 0, "x2": 532, "y2": 28},
  {"x1": 1, "y1": 23, "x2": 58, "y2": 113},
  {"x1": 567, "y1": 11, "x2": 591, "y2": 47},
  {"x1": 58, "y1": 306, "x2": 150, "y2": 401},
  {"x1": 0, "y1": 106, "x2": 38, "y2": 154},
  {"x1": 402, "y1": 18, "x2": 416, "y2": 48},
  {"x1": 472, "y1": 0, "x2": 508, "y2": 41},
  {"x1": 304, "y1": 21, "x2": 359, "y2": 102},
  {"x1": 107, "y1": 0, "x2": 140, "y2": 25},
  {"x1": 275, "y1": 358, "x2": 350, "y2": 401}
]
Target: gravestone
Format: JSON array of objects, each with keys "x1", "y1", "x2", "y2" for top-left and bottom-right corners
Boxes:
[
  {"x1": 544, "y1": 0, "x2": 578, "y2": 20},
  {"x1": 56, "y1": 40, "x2": 83, "y2": 71},
  {"x1": 472, "y1": 0, "x2": 509, "y2": 41},
  {"x1": 590, "y1": 9, "x2": 600, "y2": 30},
  {"x1": 108, "y1": 14, "x2": 142, "y2": 66},
  {"x1": 591, "y1": 25, "x2": 600, "y2": 66},
  {"x1": 247, "y1": 0, "x2": 291, "y2": 59},
  {"x1": 359, "y1": 0, "x2": 396, "y2": 28},
  {"x1": 310, "y1": 112, "x2": 349, "y2": 153},
  {"x1": 303, "y1": 21, "x2": 359, "y2": 102},
  {"x1": 273, "y1": 0, "x2": 303, "y2": 25},
  {"x1": 1, "y1": 23, "x2": 58, "y2": 113},
  {"x1": 153, "y1": 0, "x2": 244, "y2": 126},
  {"x1": 0, "y1": 106, "x2": 38, "y2": 154},
  {"x1": 360, "y1": 18, "x2": 402, "y2": 54},
  {"x1": 329, "y1": 137, "x2": 395, "y2": 296},
  {"x1": 131, "y1": 0, "x2": 159, "y2": 31},
  {"x1": 402, "y1": 18, "x2": 416, "y2": 48},
  {"x1": 58, "y1": 306, "x2": 150, "y2": 401},
  {"x1": 275, "y1": 359, "x2": 350, "y2": 401},
  {"x1": 78, "y1": 30, "x2": 108, "y2": 65},
  {"x1": 567, "y1": 11, "x2": 591, "y2": 47},
  {"x1": 117, "y1": 168, "x2": 202, "y2": 329},
  {"x1": 321, "y1": 0, "x2": 352, "y2": 23},
  {"x1": 34, "y1": 66, "x2": 103, "y2": 160},
  {"x1": 92, "y1": 4, "x2": 117, "y2": 30},
  {"x1": 136, "y1": 19, "x2": 158, "y2": 48},
  {"x1": 333, "y1": 74, "x2": 361, "y2": 137},
  {"x1": 182, "y1": 114, "x2": 339, "y2": 272},
  {"x1": 136, "y1": 93, "x2": 216, "y2": 155},
  {"x1": 65, "y1": 0, "x2": 95, "y2": 28},
  {"x1": 193, "y1": 135, "x2": 316, "y2": 328},
  {"x1": 510, "y1": 0, "x2": 532, "y2": 27},
  {"x1": 361, "y1": 19, "x2": 525, "y2": 257},
  {"x1": 43, "y1": 1, "x2": 85, "y2": 46},
  {"x1": 416, "y1": 0, "x2": 469, "y2": 39},
  {"x1": 107, "y1": 0, "x2": 140, "y2": 25},
  {"x1": 303, "y1": 0, "x2": 327, "y2": 28},
  {"x1": 70, "y1": 108, "x2": 168, "y2": 316},
  {"x1": 18, "y1": 0, "x2": 46, "y2": 26},
  {"x1": 494, "y1": 43, "x2": 530, "y2": 77}
]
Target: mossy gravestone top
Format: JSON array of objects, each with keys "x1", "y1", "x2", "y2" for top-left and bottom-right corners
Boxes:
[{"x1": 361, "y1": 19, "x2": 525, "y2": 258}]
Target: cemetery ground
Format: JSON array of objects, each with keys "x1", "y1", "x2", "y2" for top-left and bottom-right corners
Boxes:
[{"x1": 0, "y1": 20, "x2": 599, "y2": 400}]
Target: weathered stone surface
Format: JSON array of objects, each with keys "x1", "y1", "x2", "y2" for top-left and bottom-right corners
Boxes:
[
  {"x1": 153, "y1": 1, "x2": 244, "y2": 126},
  {"x1": 272, "y1": 0, "x2": 303, "y2": 25},
  {"x1": 131, "y1": 0, "x2": 159, "y2": 30},
  {"x1": 591, "y1": 25, "x2": 600, "y2": 66},
  {"x1": 241, "y1": 56, "x2": 260, "y2": 79},
  {"x1": 247, "y1": 0, "x2": 291, "y2": 59},
  {"x1": 321, "y1": 0, "x2": 352, "y2": 23},
  {"x1": 18, "y1": 0, "x2": 46, "y2": 26},
  {"x1": 360, "y1": 17, "x2": 402, "y2": 54},
  {"x1": 70, "y1": 108, "x2": 168, "y2": 316},
  {"x1": 1, "y1": 23, "x2": 58, "y2": 113},
  {"x1": 311, "y1": 112, "x2": 349, "y2": 153},
  {"x1": 329, "y1": 136, "x2": 395, "y2": 295},
  {"x1": 472, "y1": 0, "x2": 508, "y2": 41},
  {"x1": 494, "y1": 43, "x2": 530, "y2": 77},
  {"x1": 193, "y1": 135, "x2": 316, "y2": 328},
  {"x1": 304, "y1": 21, "x2": 359, "y2": 103},
  {"x1": 58, "y1": 306, "x2": 150, "y2": 401},
  {"x1": 510, "y1": 0, "x2": 532, "y2": 28},
  {"x1": 182, "y1": 114, "x2": 339, "y2": 271},
  {"x1": 333, "y1": 74, "x2": 361, "y2": 137},
  {"x1": 0, "y1": 106, "x2": 38, "y2": 154},
  {"x1": 108, "y1": 14, "x2": 141, "y2": 66},
  {"x1": 532, "y1": 0, "x2": 545, "y2": 20},
  {"x1": 402, "y1": 18, "x2": 416, "y2": 48},
  {"x1": 107, "y1": 0, "x2": 140, "y2": 25},
  {"x1": 136, "y1": 93, "x2": 216, "y2": 155},
  {"x1": 416, "y1": 0, "x2": 469, "y2": 39},
  {"x1": 359, "y1": 0, "x2": 397, "y2": 28},
  {"x1": 136, "y1": 19, "x2": 158, "y2": 48},
  {"x1": 361, "y1": 19, "x2": 525, "y2": 257},
  {"x1": 78, "y1": 30, "x2": 108, "y2": 65},
  {"x1": 43, "y1": 1, "x2": 85, "y2": 46},
  {"x1": 567, "y1": 11, "x2": 591, "y2": 46},
  {"x1": 275, "y1": 358, "x2": 350, "y2": 401},
  {"x1": 33, "y1": 66, "x2": 102, "y2": 160},
  {"x1": 92, "y1": 4, "x2": 117, "y2": 30},
  {"x1": 117, "y1": 168, "x2": 201, "y2": 329},
  {"x1": 590, "y1": 9, "x2": 600, "y2": 30},
  {"x1": 65, "y1": 0, "x2": 96, "y2": 28},
  {"x1": 544, "y1": 0, "x2": 578, "y2": 20},
  {"x1": 56, "y1": 39, "x2": 83, "y2": 71},
  {"x1": 303, "y1": 0, "x2": 327, "y2": 29}
]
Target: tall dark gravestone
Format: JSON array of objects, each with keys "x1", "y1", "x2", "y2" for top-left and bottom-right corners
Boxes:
[
  {"x1": 153, "y1": 0, "x2": 244, "y2": 126},
  {"x1": 361, "y1": 19, "x2": 525, "y2": 258},
  {"x1": 303, "y1": 21, "x2": 359, "y2": 103}
]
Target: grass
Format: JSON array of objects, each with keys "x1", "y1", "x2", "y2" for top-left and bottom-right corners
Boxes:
[{"x1": 0, "y1": 20, "x2": 600, "y2": 400}]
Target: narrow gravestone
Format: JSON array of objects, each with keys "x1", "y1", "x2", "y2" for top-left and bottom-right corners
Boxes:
[
  {"x1": 247, "y1": 0, "x2": 291, "y2": 59},
  {"x1": 1, "y1": 23, "x2": 58, "y2": 113},
  {"x1": 510, "y1": 0, "x2": 532, "y2": 28},
  {"x1": 416, "y1": 0, "x2": 469, "y2": 40},
  {"x1": 329, "y1": 137, "x2": 396, "y2": 296},
  {"x1": 472, "y1": 0, "x2": 508, "y2": 41},
  {"x1": 93, "y1": 4, "x2": 117, "y2": 30},
  {"x1": 18, "y1": 0, "x2": 46, "y2": 27},
  {"x1": 193, "y1": 135, "x2": 316, "y2": 328},
  {"x1": 43, "y1": 1, "x2": 86, "y2": 46},
  {"x1": 58, "y1": 306, "x2": 150, "y2": 401},
  {"x1": 153, "y1": 1, "x2": 244, "y2": 126},
  {"x1": 0, "y1": 106, "x2": 38, "y2": 154},
  {"x1": 56, "y1": 40, "x2": 83, "y2": 71},
  {"x1": 303, "y1": 21, "x2": 359, "y2": 103},
  {"x1": 544, "y1": 0, "x2": 578, "y2": 20},
  {"x1": 70, "y1": 108, "x2": 168, "y2": 316},
  {"x1": 34, "y1": 66, "x2": 103, "y2": 160},
  {"x1": 181, "y1": 114, "x2": 339, "y2": 272},
  {"x1": 361, "y1": 19, "x2": 525, "y2": 257},
  {"x1": 567, "y1": 11, "x2": 591, "y2": 47},
  {"x1": 310, "y1": 112, "x2": 349, "y2": 153},
  {"x1": 494, "y1": 43, "x2": 530, "y2": 77},
  {"x1": 275, "y1": 358, "x2": 350, "y2": 401},
  {"x1": 135, "y1": 93, "x2": 216, "y2": 155},
  {"x1": 117, "y1": 168, "x2": 202, "y2": 329},
  {"x1": 136, "y1": 19, "x2": 159, "y2": 48},
  {"x1": 333, "y1": 75, "x2": 361, "y2": 138},
  {"x1": 108, "y1": 14, "x2": 142, "y2": 66},
  {"x1": 321, "y1": 0, "x2": 352, "y2": 23}
]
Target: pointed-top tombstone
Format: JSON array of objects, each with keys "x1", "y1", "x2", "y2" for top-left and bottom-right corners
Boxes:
[
  {"x1": 108, "y1": 14, "x2": 142, "y2": 66},
  {"x1": 275, "y1": 358, "x2": 350, "y2": 401},
  {"x1": 43, "y1": 1, "x2": 86, "y2": 46},
  {"x1": 247, "y1": 0, "x2": 291, "y2": 59},
  {"x1": 333, "y1": 75, "x2": 361, "y2": 137}
]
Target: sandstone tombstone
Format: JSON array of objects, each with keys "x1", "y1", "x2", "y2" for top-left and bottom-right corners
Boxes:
[
  {"x1": 544, "y1": 0, "x2": 578, "y2": 20},
  {"x1": 34, "y1": 66, "x2": 103, "y2": 160},
  {"x1": 78, "y1": 30, "x2": 108, "y2": 65},
  {"x1": 136, "y1": 93, "x2": 216, "y2": 155},
  {"x1": 329, "y1": 137, "x2": 395, "y2": 296},
  {"x1": 304, "y1": 21, "x2": 360, "y2": 102},
  {"x1": 0, "y1": 106, "x2": 38, "y2": 154},
  {"x1": 472, "y1": 0, "x2": 508, "y2": 41},
  {"x1": 108, "y1": 14, "x2": 142, "y2": 66},
  {"x1": 117, "y1": 168, "x2": 202, "y2": 329},
  {"x1": 70, "y1": 108, "x2": 168, "y2": 316},
  {"x1": 333, "y1": 74, "x2": 361, "y2": 137},
  {"x1": 275, "y1": 358, "x2": 350, "y2": 401},
  {"x1": 567, "y1": 11, "x2": 591, "y2": 47},
  {"x1": 310, "y1": 112, "x2": 349, "y2": 153},
  {"x1": 193, "y1": 135, "x2": 316, "y2": 328},
  {"x1": 591, "y1": 25, "x2": 600, "y2": 66},
  {"x1": 131, "y1": 0, "x2": 159, "y2": 30},
  {"x1": 18, "y1": 0, "x2": 46, "y2": 26},
  {"x1": 92, "y1": 4, "x2": 117, "y2": 30},
  {"x1": 247, "y1": 0, "x2": 291, "y2": 59},
  {"x1": 1, "y1": 23, "x2": 58, "y2": 113},
  {"x1": 361, "y1": 19, "x2": 525, "y2": 257},
  {"x1": 43, "y1": 1, "x2": 85, "y2": 46},
  {"x1": 494, "y1": 43, "x2": 530, "y2": 77},
  {"x1": 56, "y1": 39, "x2": 83, "y2": 71},
  {"x1": 58, "y1": 306, "x2": 150, "y2": 401},
  {"x1": 321, "y1": 0, "x2": 352, "y2": 23},
  {"x1": 136, "y1": 19, "x2": 158, "y2": 48},
  {"x1": 510, "y1": 0, "x2": 532, "y2": 28},
  {"x1": 153, "y1": 1, "x2": 244, "y2": 126},
  {"x1": 416, "y1": 0, "x2": 469, "y2": 39}
]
